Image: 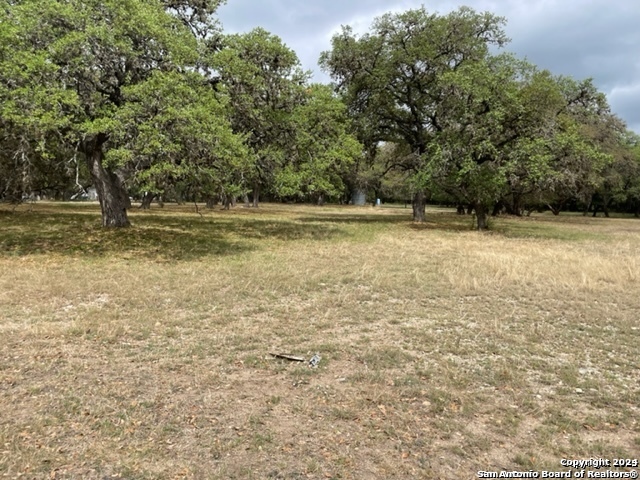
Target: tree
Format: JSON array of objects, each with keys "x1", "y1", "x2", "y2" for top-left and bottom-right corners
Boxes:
[
  {"x1": 275, "y1": 85, "x2": 362, "y2": 204},
  {"x1": 211, "y1": 28, "x2": 309, "y2": 207},
  {"x1": 590, "y1": 129, "x2": 640, "y2": 217},
  {"x1": 626, "y1": 134, "x2": 640, "y2": 217},
  {"x1": 493, "y1": 67, "x2": 567, "y2": 216},
  {"x1": 320, "y1": 6, "x2": 508, "y2": 221},
  {"x1": 532, "y1": 78, "x2": 615, "y2": 216},
  {"x1": 410, "y1": 50, "x2": 617, "y2": 228},
  {"x1": 422, "y1": 54, "x2": 534, "y2": 229},
  {"x1": 0, "y1": 0, "x2": 223, "y2": 227},
  {"x1": 108, "y1": 71, "x2": 251, "y2": 210}
]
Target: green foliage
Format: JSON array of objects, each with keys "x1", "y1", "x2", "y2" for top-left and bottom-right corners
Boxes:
[
  {"x1": 275, "y1": 85, "x2": 362, "y2": 201},
  {"x1": 110, "y1": 71, "x2": 252, "y2": 199},
  {"x1": 1, "y1": 0, "x2": 198, "y2": 133},
  {"x1": 1, "y1": 1, "x2": 637, "y2": 226},
  {"x1": 321, "y1": 6, "x2": 630, "y2": 223},
  {"x1": 211, "y1": 28, "x2": 309, "y2": 199},
  {"x1": 0, "y1": 0, "x2": 240, "y2": 213},
  {"x1": 320, "y1": 6, "x2": 508, "y2": 156}
]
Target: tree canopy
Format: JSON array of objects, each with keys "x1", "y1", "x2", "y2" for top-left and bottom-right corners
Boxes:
[
  {"x1": 1, "y1": 0, "x2": 219, "y2": 225},
  {"x1": 210, "y1": 27, "x2": 309, "y2": 206},
  {"x1": 1, "y1": 2, "x2": 637, "y2": 229},
  {"x1": 320, "y1": 6, "x2": 634, "y2": 227},
  {"x1": 320, "y1": 6, "x2": 509, "y2": 221}
]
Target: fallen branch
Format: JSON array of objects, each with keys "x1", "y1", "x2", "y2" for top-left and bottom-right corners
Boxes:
[{"x1": 269, "y1": 353, "x2": 305, "y2": 362}]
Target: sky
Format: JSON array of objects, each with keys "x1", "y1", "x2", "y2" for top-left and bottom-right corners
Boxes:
[{"x1": 217, "y1": 0, "x2": 640, "y2": 133}]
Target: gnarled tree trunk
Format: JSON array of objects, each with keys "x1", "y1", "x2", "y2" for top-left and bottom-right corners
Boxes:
[
  {"x1": 412, "y1": 191, "x2": 426, "y2": 222},
  {"x1": 84, "y1": 139, "x2": 130, "y2": 228},
  {"x1": 548, "y1": 203, "x2": 562, "y2": 216},
  {"x1": 139, "y1": 192, "x2": 155, "y2": 210}
]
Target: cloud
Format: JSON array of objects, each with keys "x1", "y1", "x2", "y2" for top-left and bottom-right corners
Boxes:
[
  {"x1": 217, "y1": 0, "x2": 640, "y2": 132},
  {"x1": 609, "y1": 83, "x2": 640, "y2": 133}
]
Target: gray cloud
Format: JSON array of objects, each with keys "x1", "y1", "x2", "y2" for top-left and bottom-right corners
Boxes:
[{"x1": 218, "y1": 0, "x2": 640, "y2": 132}]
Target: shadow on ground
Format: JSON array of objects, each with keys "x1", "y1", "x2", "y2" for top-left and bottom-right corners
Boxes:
[
  {"x1": 296, "y1": 213, "x2": 408, "y2": 225},
  {"x1": 0, "y1": 205, "x2": 348, "y2": 260},
  {"x1": 1, "y1": 204, "x2": 619, "y2": 260}
]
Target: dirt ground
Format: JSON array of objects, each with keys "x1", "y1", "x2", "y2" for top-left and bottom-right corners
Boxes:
[{"x1": 1, "y1": 203, "x2": 638, "y2": 479}]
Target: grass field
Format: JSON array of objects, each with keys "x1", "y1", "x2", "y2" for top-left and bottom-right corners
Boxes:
[{"x1": 1, "y1": 202, "x2": 639, "y2": 479}]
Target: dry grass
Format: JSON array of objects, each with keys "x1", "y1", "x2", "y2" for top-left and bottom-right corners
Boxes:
[{"x1": 0, "y1": 202, "x2": 639, "y2": 479}]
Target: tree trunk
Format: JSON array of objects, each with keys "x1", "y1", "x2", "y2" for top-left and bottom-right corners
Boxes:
[
  {"x1": 509, "y1": 195, "x2": 523, "y2": 216},
  {"x1": 412, "y1": 191, "x2": 426, "y2": 222},
  {"x1": 547, "y1": 204, "x2": 561, "y2": 216},
  {"x1": 466, "y1": 204, "x2": 474, "y2": 215},
  {"x1": 223, "y1": 195, "x2": 231, "y2": 210},
  {"x1": 206, "y1": 197, "x2": 216, "y2": 209},
  {"x1": 139, "y1": 192, "x2": 155, "y2": 210},
  {"x1": 603, "y1": 198, "x2": 610, "y2": 218},
  {"x1": 475, "y1": 203, "x2": 489, "y2": 230},
  {"x1": 85, "y1": 144, "x2": 130, "y2": 228},
  {"x1": 456, "y1": 204, "x2": 466, "y2": 215},
  {"x1": 491, "y1": 201, "x2": 504, "y2": 217},
  {"x1": 252, "y1": 182, "x2": 260, "y2": 208},
  {"x1": 243, "y1": 193, "x2": 250, "y2": 207},
  {"x1": 317, "y1": 193, "x2": 326, "y2": 206},
  {"x1": 583, "y1": 197, "x2": 592, "y2": 216}
]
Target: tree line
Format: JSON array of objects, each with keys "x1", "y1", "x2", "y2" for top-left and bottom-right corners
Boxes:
[{"x1": 1, "y1": 1, "x2": 639, "y2": 229}]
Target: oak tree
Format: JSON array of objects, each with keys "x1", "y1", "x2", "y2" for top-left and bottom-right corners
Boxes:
[
  {"x1": 0, "y1": 0, "x2": 227, "y2": 226},
  {"x1": 320, "y1": 6, "x2": 508, "y2": 221}
]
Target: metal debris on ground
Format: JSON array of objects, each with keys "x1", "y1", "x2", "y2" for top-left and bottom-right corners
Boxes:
[{"x1": 308, "y1": 353, "x2": 321, "y2": 368}]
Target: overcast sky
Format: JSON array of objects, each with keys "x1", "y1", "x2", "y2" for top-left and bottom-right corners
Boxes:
[{"x1": 217, "y1": 0, "x2": 640, "y2": 133}]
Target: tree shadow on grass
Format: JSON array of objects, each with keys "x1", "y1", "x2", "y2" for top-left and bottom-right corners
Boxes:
[
  {"x1": 296, "y1": 213, "x2": 408, "y2": 225},
  {"x1": 0, "y1": 207, "x2": 348, "y2": 261},
  {"x1": 406, "y1": 210, "x2": 611, "y2": 240},
  {"x1": 407, "y1": 211, "x2": 477, "y2": 232},
  {"x1": 492, "y1": 219, "x2": 607, "y2": 241}
]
